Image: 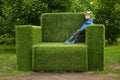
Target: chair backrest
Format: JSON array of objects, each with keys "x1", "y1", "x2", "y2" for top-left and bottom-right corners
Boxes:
[{"x1": 41, "y1": 13, "x2": 85, "y2": 42}]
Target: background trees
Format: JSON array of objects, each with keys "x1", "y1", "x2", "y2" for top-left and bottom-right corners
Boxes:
[
  {"x1": 0, "y1": 0, "x2": 72, "y2": 44},
  {"x1": 94, "y1": 0, "x2": 120, "y2": 44},
  {"x1": 70, "y1": 0, "x2": 94, "y2": 12},
  {"x1": 41, "y1": 0, "x2": 72, "y2": 12},
  {"x1": 0, "y1": 0, "x2": 120, "y2": 45}
]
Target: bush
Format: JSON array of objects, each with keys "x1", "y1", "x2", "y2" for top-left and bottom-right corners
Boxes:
[
  {"x1": 94, "y1": 1, "x2": 120, "y2": 44},
  {"x1": 7, "y1": 0, "x2": 48, "y2": 25},
  {"x1": 0, "y1": 17, "x2": 15, "y2": 44},
  {"x1": 0, "y1": 34, "x2": 15, "y2": 44},
  {"x1": 0, "y1": 0, "x2": 72, "y2": 44},
  {"x1": 41, "y1": 0, "x2": 72, "y2": 12}
]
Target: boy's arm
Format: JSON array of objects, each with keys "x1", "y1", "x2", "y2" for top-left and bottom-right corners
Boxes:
[
  {"x1": 80, "y1": 19, "x2": 93, "y2": 30},
  {"x1": 85, "y1": 19, "x2": 93, "y2": 24},
  {"x1": 80, "y1": 23, "x2": 86, "y2": 30}
]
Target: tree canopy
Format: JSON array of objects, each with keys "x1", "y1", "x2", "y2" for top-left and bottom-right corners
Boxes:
[
  {"x1": 0, "y1": 0, "x2": 120, "y2": 44},
  {"x1": 94, "y1": 0, "x2": 120, "y2": 44}
]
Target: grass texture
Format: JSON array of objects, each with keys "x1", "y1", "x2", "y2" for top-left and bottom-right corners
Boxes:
[
  {"x1": 32, "y1": 43, "x2": 88, "y2": 71},
  {"x1": 41, "y1": 13, "x2": 85, "y2": 42},
  {"x1": 16, "y1": 25, "x2": 42, "y2": 71},
  {"x1": 86, "y1": 24, "x2": 105, "y2": 71},
  {"x1": 0, "y1": 39, "x2": 120, "y2": 78},
  {"x1": 0, "y1": 45, "x2": 32, "y2": 78},
  {"x1": 15, "y1": 14, "x2": 105, "y2": 71}
]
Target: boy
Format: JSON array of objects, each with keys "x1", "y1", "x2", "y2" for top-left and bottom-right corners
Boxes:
[{"x1": 64, "y1": 11, "x2": 93, "y2": 44}]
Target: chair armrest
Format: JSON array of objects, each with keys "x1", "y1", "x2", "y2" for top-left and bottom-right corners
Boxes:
[
  {"x1": 86, "y1": 24, "x2": 105, "y2": 71},
  {"x1": 32, "y1": 26, "x2": 42, "y2": 44},
  {"x1": 16, "y1": 25, "x2": 42, "y2": 71}
]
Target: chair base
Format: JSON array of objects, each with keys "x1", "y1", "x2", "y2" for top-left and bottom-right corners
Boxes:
[{"x1": 32, "y1": 42, "x2": 88, "y2": 71}]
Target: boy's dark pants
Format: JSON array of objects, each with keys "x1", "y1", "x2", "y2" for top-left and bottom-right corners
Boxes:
[{"x1": 68, "y1": 29, "x2": 85, "y2": 42}]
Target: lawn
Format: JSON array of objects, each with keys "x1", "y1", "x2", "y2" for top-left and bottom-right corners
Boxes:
[
  {"x1": 0, "y1": 45, "x2": 32, "y2": 78},
  {"x1": 103, "y1": 39, "x2": 120, "y2": 74},
  {"x1": 0, "y1": 39, "x2": 120, "y2": 78}
]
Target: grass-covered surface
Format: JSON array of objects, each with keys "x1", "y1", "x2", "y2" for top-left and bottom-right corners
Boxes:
[
  {"x1": 86, "y1": 24, "x2": 105, "y2": 71},
  {"x1": 0, "y1": 38, "x2": 120, "y2": 78},
  {"x1": 41, "y1": 13, "x2": 85, "y2": 42},
  {"x1": 0, "y1": 45, "x2": 32, "y2": 78},
  {"x1": 33, "y1": 43, "x2": 88, "y2": 71},
  {"x1": 35, "y1": 42, "x2": 86, "y2": 47},
  {"x1": 16, "y1": 25, "x2": 42, "y2": 71},
  {"x1": 103, "y1": 39, "x2": 120, "y2": 74}
]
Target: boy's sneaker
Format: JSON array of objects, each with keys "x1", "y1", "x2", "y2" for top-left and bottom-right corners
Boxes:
[
  {"x1": 70, "y1": 40, "x2": 76, "y2": 44},
  {"x1": 64, "y1": 40, "x2": 70, "y2": 44}
]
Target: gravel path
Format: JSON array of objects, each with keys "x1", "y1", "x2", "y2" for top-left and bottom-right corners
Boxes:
[{"x1": 0, "y1": 72, "x2": 119, "y2": 80}]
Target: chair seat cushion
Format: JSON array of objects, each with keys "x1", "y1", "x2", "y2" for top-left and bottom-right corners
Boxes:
[{"x1": 32, "y1": 42, "x2": 88, "y2": 71}]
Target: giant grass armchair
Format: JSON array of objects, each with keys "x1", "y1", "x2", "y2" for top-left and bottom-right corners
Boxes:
[{"x1": 16, "y1": 13, "x2": 105, "y2": 71}]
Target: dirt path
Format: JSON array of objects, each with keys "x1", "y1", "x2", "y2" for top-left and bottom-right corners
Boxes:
[{"x1": 0, "y1": 72, "x2": 119, "y2": 80}]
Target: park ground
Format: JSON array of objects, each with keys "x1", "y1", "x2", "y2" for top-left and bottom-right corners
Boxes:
[{"x1": 0, "y1": 39, "x2": 120, "y2": 80}]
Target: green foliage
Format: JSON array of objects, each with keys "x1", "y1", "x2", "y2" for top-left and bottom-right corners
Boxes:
[
  {"x1": 0, "y1": 0, "x2": 72, "y2": 44},
  {"x1": 86, "y1": 24, "x2": 105, "y2": 71},
  {"x1": 16, "y1": 25, "x2": 41, "y2": 71},
  {"x1": 2, "y1": 0, "x2": 48, "y2": 25},
  {"x1": 0, "y1": 1, "x2": 2, "y2": 16},
  {"x1": 41, "y1": 0, "x2": 72, "y2": 12},
  {"x1": 70, "y1": 0, "x2": 97, "y2": 12},
  {"x1": 0, "y1": 16, "x2": 15, "y2": 44},
  {"x1": 94, "y1": 0, "x2": 120, "y2": 44},
  {"x1": 17, "y1": 0, "x2": 47, "y2": 25},
  {"x1": 1, "y1": 0, "x2": 72, "y2": 26},
  {"x1": 41, "y1": 13, "x2": 85, "y2": 42},
  {"x1": 0, "y1": 34, "x2": 15, "y2": 44},
  {"x1": 33, "y1": 43, "x2": 88, "y2": 71}
]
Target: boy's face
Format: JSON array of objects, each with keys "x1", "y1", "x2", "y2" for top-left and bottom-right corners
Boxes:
[{"x1": 85, "y1": 14, "x2": 91, "y2": 19}]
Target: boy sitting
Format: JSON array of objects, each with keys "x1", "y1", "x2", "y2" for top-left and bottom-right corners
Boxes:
[{"x1": 64, "y1": 11, "x2": 93, "y2": 44}]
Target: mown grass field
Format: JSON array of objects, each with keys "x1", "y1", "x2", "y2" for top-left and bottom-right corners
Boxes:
[
  {"x1": 0, "y1": 45, "x2": 32, "y2": 78},
  {"x1": 0, "y1": 39, "x2": 120, "y2": 78}
]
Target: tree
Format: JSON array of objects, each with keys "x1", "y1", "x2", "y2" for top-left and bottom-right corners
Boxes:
[
  {"x1": 2, "y1": 0, "x2": 48, "y2": 25},
  {"x1": 2, "y1": 0, "x2": 72, "y2": 25},
  {"x1": 94, "y1": 0, "x2": 120, "y2": 44},
  {"x1": 41, "y1": 0, "x2": 72, "y2": 12},
  {"x1": 0, "y1": 1, "x2": 2, "y2": 16},
  {"x1": 0, "y1": 0, "x2": 5, "y2": 18},
  {"x1": 0, "y1": 0, "x2": 72, "y2": 44},
  {"x1": 70, "y1": 0, "x2": 98, "y2": 12}
]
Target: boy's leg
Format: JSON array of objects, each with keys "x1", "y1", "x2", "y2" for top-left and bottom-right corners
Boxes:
[
  {"x1": 68, "y1": 29, "x2": 85, "y2": 42},
  {"x1": 73, "y1": 29, "x2": 85, "y2": 42},
  {"x1": 68, "y1": 29, "x2": 81, "y2": 42}
]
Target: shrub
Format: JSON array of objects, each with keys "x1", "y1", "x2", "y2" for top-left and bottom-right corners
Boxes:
[
  {"x1": 0, "y1": 34, "x2": 15, "y2": 44},
  {"x1": 0, "y1": 17, "x2": 15, "y2": 44},
  {"x1": 94, "y1": 0, "x2": 120, "y2": 44},
  {"x1": 0, "y1": 0, "x2": 72, "y2": 45},
  {"x1": 41, "y1": 0, "x2": 72, "y2": 12}
]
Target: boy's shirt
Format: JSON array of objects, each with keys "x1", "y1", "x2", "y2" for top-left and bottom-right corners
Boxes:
[{"x1": 80, "y1": 18, "x2": 93, "y2": 30}]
